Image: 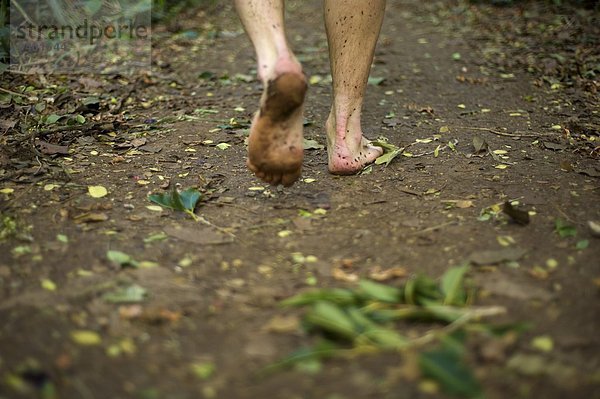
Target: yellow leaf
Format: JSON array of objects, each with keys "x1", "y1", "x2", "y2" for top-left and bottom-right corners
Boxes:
[
  {"x1": 71, "y1": 330, "x2": 102, "y2": 346},
  {"x1": 146, "y1": 205, "x2": 163, "y2": 212},
  {"x1": 439, "y1": 126, "x2": 449, "y2": 133},
  {"x1": 497, "y1": 235, "x2": 515, "y2": 247},
  {"x1": 88, "y1": 185, "x2": 108, "y2": 198},
  {"x1": 41, "y1": 278, "x2": 57, "y2": 291},
  {"x1": 546, "y1": 258, "x2": 559, "y2": 269},
  {"x1": 531, "y1": 335, "x2": 553, "y2": 352},
  {"x1": 303, "y1": 178, "x2": 316, "y2": 183},
  {"x1": 309, "y1": 75, "x2": 323, "y2": 85},
  {"x1": 277, "y1": 230, "x2": 292, "y2": 238},
  {"x1": 495, "y1": 164, "x2": 508, "y2": 170}
]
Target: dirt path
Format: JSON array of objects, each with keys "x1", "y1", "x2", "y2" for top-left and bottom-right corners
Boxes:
[{"x1": 1, "y1": 1, "x2": 598, "y2": 398}]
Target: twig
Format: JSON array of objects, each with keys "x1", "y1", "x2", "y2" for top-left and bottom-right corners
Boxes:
[
  {"x1": 0, "y1": 87, "x2": 31, "y2": 97},
  {"x1": 206, "y1": 201, "x2": 258, "y2": 214},
  {"x1": 409, "y1": 221, "x2": 457, "y2": 235},
  {"x1": 452, "y1": 126, "x2": 546, "y2": 138},
  {"x1": 16, "y1": 121, "x2": 114, "y2": 143},
  {"x1": 407, "y1": 306, "x2": 507, "y2": 348}
]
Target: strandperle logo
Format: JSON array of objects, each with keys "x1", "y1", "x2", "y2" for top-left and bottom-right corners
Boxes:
[
  {"x1": 9, "y1": 0, "x2": 152, "y2": 74},
  {"x1": 15, "y1": 18, "x2": 149, "y2": 46}
]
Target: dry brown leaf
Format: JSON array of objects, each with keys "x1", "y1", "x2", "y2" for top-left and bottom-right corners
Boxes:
[
  {"x1": 332, "y1": 267, "x2": 359, "y2": 282},
  {"x1": 262, "y1": 315, "x2": 300, "y2": 333},
  {"x1": 368, "y1": 266, "x2": 408, "y2": 281}
]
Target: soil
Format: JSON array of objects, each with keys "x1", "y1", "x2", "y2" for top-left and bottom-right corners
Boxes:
[{"x1": 1, "y1": 1, "x2": 599, "y2": 398}]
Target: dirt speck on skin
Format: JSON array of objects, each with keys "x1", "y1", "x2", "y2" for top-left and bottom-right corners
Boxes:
[{"x1": 1, "y1": 1, "x2": 599, "y2": 398}]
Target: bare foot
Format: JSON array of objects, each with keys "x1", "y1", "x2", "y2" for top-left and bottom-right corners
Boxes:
[
  {"x1": 326, "y1": 115, "x2": 383, "y2": 175},
  {"x1": 247, "y1": 72, "x2": 307, "y2": 187}
]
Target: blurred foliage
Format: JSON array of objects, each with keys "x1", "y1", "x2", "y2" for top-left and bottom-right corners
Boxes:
[{"x1": 151, "y1": 0, "x2": 217, "y2": 23}]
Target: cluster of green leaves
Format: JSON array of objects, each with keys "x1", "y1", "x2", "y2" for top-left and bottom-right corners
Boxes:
[
  {"x1": 148, "y1": 187, "x2": 201, "y2": 220},
  {"x1": 554, "y1": 219, "x2": 589, "y2": 249},
  {"x1": 275, "y1": 265, "x2": 510, "y2": 398}
]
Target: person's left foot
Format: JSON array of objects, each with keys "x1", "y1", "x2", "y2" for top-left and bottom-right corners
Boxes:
[{"x1": 325, "y1": 114, "x2": 383, "y2": 175}]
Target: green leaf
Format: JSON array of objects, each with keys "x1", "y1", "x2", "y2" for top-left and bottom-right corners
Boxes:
[
  {"x1": 178, "y1": 188, "x2": 201, "y2": 211},
  {"x1": 281, "y1": 288, "x2": 356, "y2": 307},
  {"x1": 359, "y1": 279, "x2": 401, "y2": 303},
  {"x1": 575, "y1": 239, "x2": 589, "y2": 250},
  {"x1": 555, "y1": 219, "x2": 577, "y2": 238},
  {"x1": 190, "y1": 362, "x2": 216, "y2": 380},
  {"x1": 75, "y1": 114, "x2": 86, "y2": 124},
  {"x1": 143, "y1": 232, "x2": 168, "y2": 243},
  {"x1": 440, "y1": 264, "x2": 469, "y2": 306},
  {"x1": 106, "y1": 250, "x2": 138, "y2": 268},
  {"x1": 303, "y1": 138, "x2": 325, "y2": 150},
  {"x1": 304, "y1": 301, "x2": 358, "y2": 340},
  {"x1": 374, "y1": 148, "x2": 402, "y2": 166},
  {"x1": 103, "y1": 284, "x2": 147, "y2": 303},
  {"x1": 419, "y1": 346, "x2": 482, "y2": 398},
  {"x1": 368, "y1": 76, "x2": 385, "y2": 86},
  {"x1": 82, "y1": 96, "x2": 100, "y2": 106},
  {"x1": 364, "y1": 329, "x2": 408, "y2": 349},
  {"x1": 404, "y1": 275, "x2": 442, "y2": 305},
  {"x1": 423, "y1": 305, "x2": 469, "y2": 323},
  {"x1": 148, "y1": 188, "x2": 201, "y2": 217},
  {"x1": 261, "y1": 340, "x2": 340, "y2": 374},
  {"x1": 45, "y1": 114, "x2": 62, "y2": 125}
]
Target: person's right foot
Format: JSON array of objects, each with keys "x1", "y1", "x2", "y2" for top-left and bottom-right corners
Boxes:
[
  {"x1": 247, "y1": 69, "x2": 307, "y2": 187},
  {"x1": 326, "y1": 114, "x2": 383, "y2": 175}
]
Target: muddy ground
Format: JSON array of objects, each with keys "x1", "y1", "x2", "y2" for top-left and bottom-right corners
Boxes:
[{"x1": 0, "y1": 0, "x2": 599, "y2": 398}]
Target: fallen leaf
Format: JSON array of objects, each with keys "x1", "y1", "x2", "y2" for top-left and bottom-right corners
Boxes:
[
  {"x1": 216, "y1": 143, "x2": 231, "y2": 150},
  {"x1": 190, "y1": 362, "x2": 216, "y2": 380},
  {"x1": 531, "y1": 335, "x2": 554, "y2": 352},
  {"x1": 41, "y1": 278, "x2": 57, "y2": 291},
  {"x1": 88, "y1": 185, "x2": 108, "y2": 198},
  {"x1": 368, "y1": 266, "x2": 408, "y2": 281},
  {"x1": 332, "y1": 267, "x2": 359, "y2": 282},
  {"x1": 35, "y1": 139, "x2": 69, "y2": 155},
  {"x1": 303, "y1": 138, "x2": 324, "y2": 150},
  {"x1": 73, "y1": 212, "x2": 109, "y2": 223},
  {"x1": 588, "y1": 220, "x2": 600, "y2": 237},
  {"x1": 263, "y1": 315, "x2": 301, "y2": 333},
  {"x1": 106, "y1": 250, "x2": 140, "y2": 268},
  {"x1": 103, "y1": 284, "x2": 147, "y2": 303},
  {"x1": 70, "y1": 330, "x2": 102, "y2": 346},
  {"x1": 555, "y1": 219, "x2": 576, "y2": 238}
]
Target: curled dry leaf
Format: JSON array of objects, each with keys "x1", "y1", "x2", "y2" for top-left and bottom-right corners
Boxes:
[
  {"x1": 332, "y1": 267, "x2": 359, "y2": 282},
  {"x1": 368, "y1": 266, "x2": 408, "y2": 281},
  {"x1": 263, "y1": 315, "x2": 301, "y2": 333}
]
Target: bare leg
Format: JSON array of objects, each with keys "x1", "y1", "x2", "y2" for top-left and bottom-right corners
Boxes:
[
  {"x1": 324, "y1": 0, "x2": 385, "y2": 174},
  {"x1": 235, "y1": 0, "x2": 307, "y2": 187}
]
